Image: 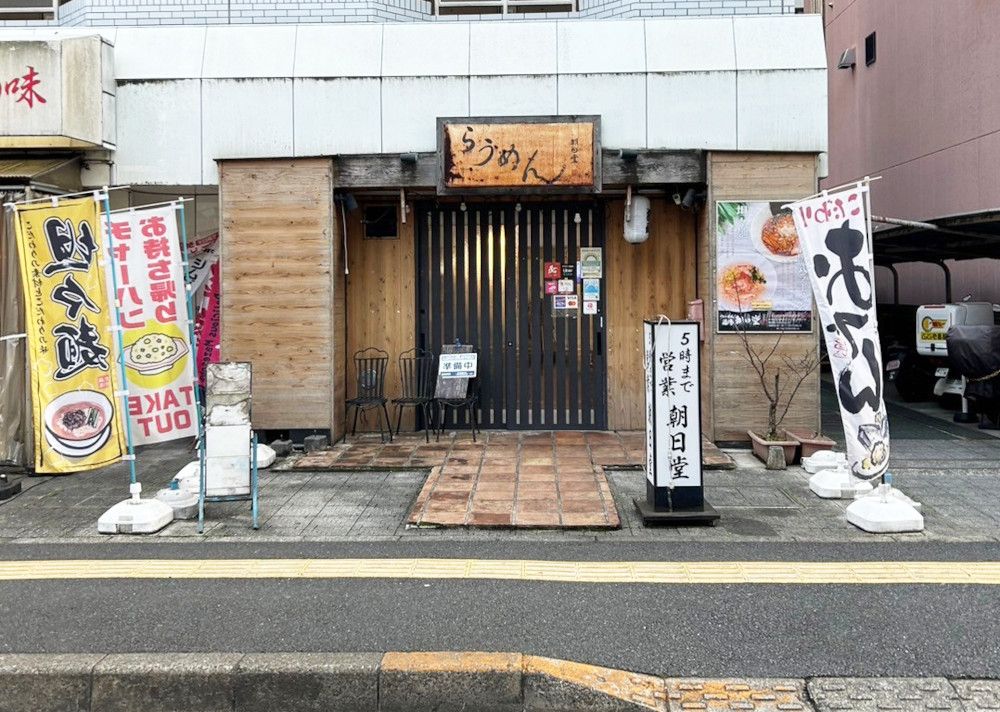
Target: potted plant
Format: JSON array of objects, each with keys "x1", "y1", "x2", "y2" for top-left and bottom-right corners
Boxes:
[
  {"x1": 784, "y1": 428, "x2": 836, "y2": 461},
  {"x1": 731, "y1": 323, "x2": 824, "y2": 468}
]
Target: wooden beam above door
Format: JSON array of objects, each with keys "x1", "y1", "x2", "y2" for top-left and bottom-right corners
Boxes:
[{"x1": 332, "y1": 150, "x2": 705, "y2": 190}]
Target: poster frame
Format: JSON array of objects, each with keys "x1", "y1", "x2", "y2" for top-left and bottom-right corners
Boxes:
[{"x1": 714, "y1": 198, "x2": 816, "y2": 335}]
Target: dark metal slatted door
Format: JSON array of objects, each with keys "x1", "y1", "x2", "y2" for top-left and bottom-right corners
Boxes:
[{"x1": 416, "y1": 202, "x2": 605, "y2": 430}]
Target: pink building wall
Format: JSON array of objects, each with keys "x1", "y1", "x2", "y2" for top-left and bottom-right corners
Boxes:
[{"x1": 825, "y1": 0, "x2": 1000, "y2": 305}]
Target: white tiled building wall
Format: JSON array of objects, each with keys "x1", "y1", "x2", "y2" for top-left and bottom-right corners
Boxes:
[{"x1": 1, "y1": 0, "x2": 796, "y2": 26}]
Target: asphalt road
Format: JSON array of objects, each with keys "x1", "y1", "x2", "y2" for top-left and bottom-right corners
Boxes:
[{"x1": 1, "y1": 540, "x2": 999, "y2": 678}]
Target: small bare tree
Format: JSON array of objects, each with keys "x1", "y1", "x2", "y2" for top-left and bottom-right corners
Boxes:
[{"x1": 731, "y1": 317, "x2": 823, "y2": 441}]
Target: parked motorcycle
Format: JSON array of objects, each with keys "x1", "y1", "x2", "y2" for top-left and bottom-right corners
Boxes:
[{"x1": 945, "y1": 325, "x2": 1000, "y2": 430}]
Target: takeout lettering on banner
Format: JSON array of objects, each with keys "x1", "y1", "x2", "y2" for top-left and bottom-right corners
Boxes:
[
  {"x1": 790, "y1": 185, "x2": 889, "y2": 479},
  {"x1": 103, "y1": 206, "x2": 197, "y2": 445},
  {"x1": 13, "y1": 197, "x2": 126, "y2": 474}
]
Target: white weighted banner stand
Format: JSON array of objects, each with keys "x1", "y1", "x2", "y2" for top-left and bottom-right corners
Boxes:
[{"x1": 636, "y1": 319, "x2": 719, "y2": 526}]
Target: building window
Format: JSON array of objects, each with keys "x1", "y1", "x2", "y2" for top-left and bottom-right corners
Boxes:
[
  {"x1": 363, "y1": 206, "x2": 399, "y2": 240},
  {"x1": 0, "y1": 0, "x2": 59, "y2": 20},
  {"x1": 435, "y1": 0, "x2": 575, "y2": 14},
  {"x1": 865, "y1": 32, "x2": 877, "y2": 66}
]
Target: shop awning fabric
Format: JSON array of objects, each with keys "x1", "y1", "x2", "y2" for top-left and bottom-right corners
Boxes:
[
  {"x1": 0, "y1": 157, "x2": 79, "y2": 189},
  {"x1": 874, "y1": 209, "x2": 1000, "y2": 265}
]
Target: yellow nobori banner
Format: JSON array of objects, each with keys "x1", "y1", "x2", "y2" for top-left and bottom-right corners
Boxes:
[{"x1": 13, "y1": 197, "x2": 126, "y2": 474}]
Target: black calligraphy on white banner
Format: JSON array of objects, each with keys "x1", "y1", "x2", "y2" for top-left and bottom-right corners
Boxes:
[
  {"x1": 644, "y1": 321, "x2": 702, "y2": 488},
  {"x1": 788, "y1": 186, "x2": 889, "y2": 479}
]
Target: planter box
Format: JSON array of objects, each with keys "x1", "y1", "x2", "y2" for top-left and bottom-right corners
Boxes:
[
  {"x1": 785, "y1": 428, "x2": 837, "y2": 463},
  {"x1": 747, "y1": 430, "x2": 798, "y2": 467}
]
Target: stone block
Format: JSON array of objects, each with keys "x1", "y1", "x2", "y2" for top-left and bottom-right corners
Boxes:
[
  {"x1": 524, "y1": 656, "x2": 665, "y2": 711},
  {"x1": 235, "y1": 653, "x2": 379, "y2": 712},
  {"x1": 303, "y1": 434, "x2": 329, "y2": 453},
  {"x1": 91, "y1": 653, "x2": 242, "y2": 712},
  {"x1": 765, "y1": 445, "x2": 787, "y2": 470},
  {"x1": 269, "y1": 439, "x2": 293, "y2": 457},
  {"x1": 379, "y1": 652, "x2": 522, "y2": 712},
  {"x1": 0, "y1": 653, "x2": 103, "y2": 712}
]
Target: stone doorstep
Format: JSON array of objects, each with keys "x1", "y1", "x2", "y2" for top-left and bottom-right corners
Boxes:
[{"x1": 0, "y1": 652, "x2": 887, "y2": 712}]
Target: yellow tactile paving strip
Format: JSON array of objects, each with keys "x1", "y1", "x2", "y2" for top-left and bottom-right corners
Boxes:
[{"x1": 0, "y1": 559, "x2": 999, "y2": 584}]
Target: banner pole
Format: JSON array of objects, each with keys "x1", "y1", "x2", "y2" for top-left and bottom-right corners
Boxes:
[
  {"x1": 100, "y1": 190, "x2": 139, "y2": 487},
  {"x1": 177, "y1": 202, "x2": 206, "y2": 495}
]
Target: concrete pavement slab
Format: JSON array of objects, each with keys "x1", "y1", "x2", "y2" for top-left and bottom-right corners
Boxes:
[
  {"x1": 91, "y1": 653, "x2": 243, "y2": 712},
  {"x1": 951, "y1": 680, "x2": 1000, "y2": 711},
  {"x1": 235, "y1": 652, "x2": 380, "y2": 712},
  {"x1": 0, "y1": 653, "x2": 105, "y2": 712},
  {"x1": 663, "y1": 678, "x2": 811, "y2": 711},
  {"x1": 807, "y1": 677, "x2": 964, "y2": 711}
]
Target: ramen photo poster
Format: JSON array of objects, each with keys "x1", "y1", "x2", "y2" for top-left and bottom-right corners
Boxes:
[{"x1": 716, "y1": 201, "x2": 813, "y2": 333}]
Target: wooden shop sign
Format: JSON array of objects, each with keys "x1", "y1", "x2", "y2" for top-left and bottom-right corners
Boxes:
[{"x1": 438, "y1": 116, "x2": 601, "y2": 194}]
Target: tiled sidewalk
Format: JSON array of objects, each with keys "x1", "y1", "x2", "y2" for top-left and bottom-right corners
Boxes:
[
  {"x1": 287, "y1": 431, "x2": 734, "y2": 530},
  {"x1": 289, "y1": 430, "x2": 735, "y2": 472},
  {"x1": 407, "y1": 432, "x2": 619, "y2": 528}
]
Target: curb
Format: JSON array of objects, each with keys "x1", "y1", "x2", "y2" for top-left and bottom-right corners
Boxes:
[
  {"x1": 1, "y1": 651, "x2": 996, "y2": 712},
  {"x1": 0, "y1": 652, "x2": 666, "y2": 712}
]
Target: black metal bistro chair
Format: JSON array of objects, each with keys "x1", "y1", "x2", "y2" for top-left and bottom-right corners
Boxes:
[
  {"x1": 391, "y1": 348, "x2": 437, "y2": 442},
  {"x1": 434, "y1": 345, "x2": 480, "y2": 442},
  {"x1": 346, "y1": 347, "x2": 392, "y2": 442}
]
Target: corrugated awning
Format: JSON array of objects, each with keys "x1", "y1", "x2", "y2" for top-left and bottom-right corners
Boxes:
[
  {"x1": 0, "y1": 157, "x2": 79, "y2": 185},
  {"x1": 874, "y1": 209, "x2": 1000, "y2": 264}
]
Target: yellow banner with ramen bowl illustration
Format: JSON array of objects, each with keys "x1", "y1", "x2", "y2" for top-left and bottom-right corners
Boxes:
[{"x1": 13, "y1": 197, "x2": 126, "y2": 474}]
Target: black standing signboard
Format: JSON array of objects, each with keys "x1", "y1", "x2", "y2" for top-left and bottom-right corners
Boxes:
[{"x1": 636, "y1": 319, "x2": 719, "y2": 525}]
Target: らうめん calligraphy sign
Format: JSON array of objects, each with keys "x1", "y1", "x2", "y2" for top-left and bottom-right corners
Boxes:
[
  {"x1": 438, "y1": 116, "x2": 600, "y2": 194},
  {"x1": 788, "y1": 184, "x2": 889, "y2": 480}
]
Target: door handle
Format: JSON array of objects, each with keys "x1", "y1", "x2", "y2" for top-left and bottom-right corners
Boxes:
[{"x1": 507, "y1": 340, "x2": 513, "y2": 347}]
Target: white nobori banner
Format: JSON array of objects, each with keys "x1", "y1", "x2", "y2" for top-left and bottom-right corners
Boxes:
[
  {"x1": 787, "y1": 184, "x2": 889, "y2": 479},
  {"x1": 103, "y1": 205, "x2": 198, "y2": 446}
]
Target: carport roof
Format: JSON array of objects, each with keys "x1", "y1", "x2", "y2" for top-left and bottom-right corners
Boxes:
[{"x1": 874, "y1": 209, "x2": 1000, "y2": 265}]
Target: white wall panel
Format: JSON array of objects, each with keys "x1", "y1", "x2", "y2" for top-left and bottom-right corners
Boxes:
[
  {"x1": 734, "y1": 16, "x2": 826, "y2": 70},
  {"x1": 202, "y1": 26, "x2": 296, "y2": 79},
  {"x1": 647, "y1": 71, "x2": 736, "y2": 150},
  {"x1": 294, "y1": 78, "x2": 381, "y2": 156},
  {"x1": 558, "y1": 73, "x2": 645, "y2": 148},
  {"x1": 382, "y1": 24, "x2": 469, "y2": 77},
  {"x1": 114, "y1": 80, "x2": 201, "y2": 185},
  {"x1": 294, "y1": 24, "x2": 383, "y2": 78},
  {"x1": 469, "y1": 21, "x2": 556, "y2": 76},
  {"x1": 645, "y1": 18, "x2": 735, "y2": 72},
  {"x1": 381, "y1": 77, "x2": 469, "y2": 153},
  {"x1": 557, "y1": 20, "x2": 645, "y2": 75},
  {"x1": 114, "y1": 27, "x2": 205, "y2": 80},
  {"x1": 737, "y1": 69, "x2": 827, "y2": 152},
  {"x1": 469, "y1": 76, "x2": 557, "y2": 117},
  {"x1": 202, "y1": 79, "x2": 294, "y2": 183}
]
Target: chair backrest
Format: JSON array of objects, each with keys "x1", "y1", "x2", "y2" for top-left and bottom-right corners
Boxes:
[
  {"x1": 434, "y1": 344, "x2": 477, "y2": 400},
  {"x1": 398, "y1": 348, "x2": 436, "y2": 400},
  {"x1": 353, "y1": 347, "x2": 389, "y2": 400}
]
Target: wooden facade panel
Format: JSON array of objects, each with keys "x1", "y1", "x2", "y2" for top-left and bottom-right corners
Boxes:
[
  {"x1": 704, "y1": 152, "x2": 820, "y2": 442},
  {"x1": 605, "y1": 197, "x2": 697, "y2": 430},
  {"x1": 332, "y1": 197, "x2": 346, "y2": 441},
  {"x1": 712, "y1": 334, "x2": 820, "y2": 441},
  {"x1": 345, "y1": 205, "x2": 416, "y2": 432},
  {"x1": 219, "y1": 158, "x2": 335, "y2": 432}
]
